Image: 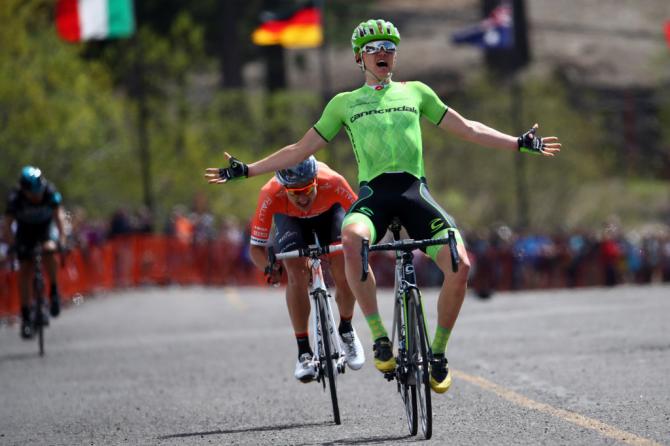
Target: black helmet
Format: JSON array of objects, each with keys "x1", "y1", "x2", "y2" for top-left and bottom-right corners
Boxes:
[
  {"x1": 19, "y1": 166, "x2": 46, "y2": 194},
  {"x1": 275, "y1": 156, "x2": 318, "y2": 187}
]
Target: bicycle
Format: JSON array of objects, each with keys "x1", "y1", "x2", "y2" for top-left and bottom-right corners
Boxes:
[
  {"x1": 267, "y1": 234, "x2": 347, "y2": 425},
  {"x1": 361, "y1": 218, "x2": 459, "y2": 439},
  {"x1": 11, "y1": 245, "x2": 50, "y2": 356}
]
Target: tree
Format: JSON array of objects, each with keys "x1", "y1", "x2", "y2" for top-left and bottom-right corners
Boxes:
[{"x1": 0, "y1": 0, "x2": 134, "y2": 213}]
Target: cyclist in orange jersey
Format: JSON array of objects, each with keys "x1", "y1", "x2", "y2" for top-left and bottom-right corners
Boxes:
[{"x1": 247, "y1": 156, "x2": 365, "y2": 382}]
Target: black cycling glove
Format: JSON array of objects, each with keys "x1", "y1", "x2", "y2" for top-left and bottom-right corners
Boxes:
[
  {"x1": 517, "y1": 126, "x2": 544, "y2": 155},
  {"x1": 264, "y1": 263, "x2": 283, "y2": 285},
  {"x1": 218, "y1": 156, "x2": 249, "y2": 181}
]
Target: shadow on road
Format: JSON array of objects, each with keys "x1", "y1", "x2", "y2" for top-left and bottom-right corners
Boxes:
[
  {"x1": 294, "y1": 434, "x2": 420, "y2": 445},
  {"x1": 0, "y1": 351, "x2": 43, "y2": 362},
  {"x1": 158, "y1": 421, "x2": 332, "y2": 440},
  {"x1": 295, "y1": 435, "x2": 423, "y2": 446}
]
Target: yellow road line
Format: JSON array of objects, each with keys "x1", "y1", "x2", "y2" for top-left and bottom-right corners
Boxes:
[
  {"x1": 223, "y1": 287, "x2": 247, "y2": 311},
  {"x1": 453, "y1": 370, "x2": 664, "y2": 446}
]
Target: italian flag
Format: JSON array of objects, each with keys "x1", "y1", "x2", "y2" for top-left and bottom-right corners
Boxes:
[{"x1": 56, "y1": 0, "x2": 135, "y2": 43}]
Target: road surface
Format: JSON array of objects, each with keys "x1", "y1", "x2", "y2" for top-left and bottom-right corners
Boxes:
[{"x1": 1, "y1": 285, "x2": 668, "y2": 445}]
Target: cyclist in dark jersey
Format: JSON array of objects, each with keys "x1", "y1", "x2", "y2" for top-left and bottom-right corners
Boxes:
[
  {"x1": 206, "y1": 19, "x2": 561, "y2": 394},
  {"x1": 3, "y1": 166, "x2": 67, "y2": 339}
]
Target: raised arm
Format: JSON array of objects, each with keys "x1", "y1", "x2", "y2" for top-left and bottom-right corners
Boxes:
[
  {"x1": 205, "y1": 127, "x2": 327, "y2": 184},
  {"x1": 440, "y1": 108, "x2": 517, "y2": 150},
  {"x1": 248, "y1": 128, "x2": 326, "y2": 177},
  {"x1": 439, "y1": 108, "x2": 561, "y2": 156}
]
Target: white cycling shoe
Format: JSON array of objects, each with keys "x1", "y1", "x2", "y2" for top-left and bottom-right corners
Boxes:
[
  {"x1": 340, "y1": 328, "x2": 365, "y2": 370},
  {"x1": 294, "y1": 353, "x2": 317, "y2": 383}
]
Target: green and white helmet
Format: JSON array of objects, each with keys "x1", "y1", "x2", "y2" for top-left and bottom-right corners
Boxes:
[{"x1": 351, "y1": 19, "x2": 400, "y2": 56}]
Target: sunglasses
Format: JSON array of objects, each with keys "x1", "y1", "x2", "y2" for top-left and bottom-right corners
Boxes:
[
  {"x1": 286, "y1": 179, "x2": 317, "y2": 196},
  {"x1": 362, "y1": 40, "x2": 397, "y2": 55}
]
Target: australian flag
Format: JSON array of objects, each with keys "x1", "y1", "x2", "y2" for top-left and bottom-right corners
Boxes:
[{"x1": 452, "y1": 1, "x2": 513, "y2": 49}]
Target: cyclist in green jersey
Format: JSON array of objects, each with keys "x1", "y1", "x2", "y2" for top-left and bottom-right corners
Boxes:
[{"x1": 206, "y1": 19, "x2": 561, "y2": 394}]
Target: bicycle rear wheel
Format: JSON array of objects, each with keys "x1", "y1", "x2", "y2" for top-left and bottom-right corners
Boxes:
[
  {"x1": 410, "y1": 289, "x2": 432, "y2": 439},
  {"x1": 316, "y1": 291, "x2": 340, "y2": 425},
  {"x1": 396, "y1": 298, "x2": 417, "y2": 435}
]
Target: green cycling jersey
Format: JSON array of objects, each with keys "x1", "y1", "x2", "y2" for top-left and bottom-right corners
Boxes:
[{"x1": 313, "y1": 81, "x2": 448, "y2": 184}]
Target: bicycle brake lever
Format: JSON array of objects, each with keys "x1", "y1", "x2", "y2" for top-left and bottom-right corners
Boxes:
[
  {"x1": 448, "y1": 230, "x2": 459, "y2": 273},
  {"x1": 361, "y1": 238, "x2": 369, "y2": 282}
]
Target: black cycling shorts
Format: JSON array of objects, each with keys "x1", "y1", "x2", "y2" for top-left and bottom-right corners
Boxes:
[
  {"x1": 343, "y1": 172, "x2": 459, "y2": 245},
  {"x1": 15, "y1": 222, "x2": 58, "y2": 261},
  {"x1": 273, "y1": 204, "x2": 345, "y2": 253}
]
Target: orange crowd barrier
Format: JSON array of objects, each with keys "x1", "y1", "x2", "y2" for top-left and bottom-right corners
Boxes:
[{"x1": 0, "y1": 235, "x2": 264, "y2": 319}]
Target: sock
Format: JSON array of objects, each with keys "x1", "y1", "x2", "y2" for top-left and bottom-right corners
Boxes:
[
  {"x1": 365, "y1": 313, "x2": 388, "y2": 341},
  {"x1": 338, "y1": 316, "x2": 352, "y2": 335},
  {"x1": 295, "y1": 332, "x2": 312, "y2": 357},
  {"x1": 431, "y1": 325, "x2": 451, "y2": 355}
]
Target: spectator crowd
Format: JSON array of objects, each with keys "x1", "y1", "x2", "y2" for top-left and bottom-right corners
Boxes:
[{"x1": 2, "y1": 196, "x2": 670, "y2": 294}]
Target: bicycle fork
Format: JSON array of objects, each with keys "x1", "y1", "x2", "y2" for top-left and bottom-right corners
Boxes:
[
  {"x1": 390, "y1": 251, "x2": 413, "y2": 384},
  {"x1": 310, "y1": 261, "x2": 345, "y2": 377},
  {"x1": 390, "y1": 250, "x2": 431, "y2": 384}
]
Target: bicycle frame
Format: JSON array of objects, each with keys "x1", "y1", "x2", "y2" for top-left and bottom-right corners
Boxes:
[
  {"x1": 268, "y1": 236, "x2": 346, "y2": 424},
  {"x1": 390, "y1": 245, "x2": 428, "y2": 378},
  {"x1": 33, "y1": 247, "x2": 46, "y2": 356},
  {"x1": 19, "y1": 245, "x2": 47, "y2": 356},
  {"x1": 306, "y1": 249, "x2": 346, "y2": 377},
  {"x1": 360, "y1": 219, "x2": 460, "y2": 439}
]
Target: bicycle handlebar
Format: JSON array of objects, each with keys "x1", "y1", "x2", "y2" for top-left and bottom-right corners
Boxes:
[
  {"x1": 268, "y1": 243, "x2": 343, "y2": 265},
  {"x1": 360, "y1": 232, "x2": 460, "y2": 282},
  {"x1": 361, "y1": 239, "x2": 370, "y2": 282},
  {"x1": 6, "y1": 243, "x2": 70, "y2": 271}
]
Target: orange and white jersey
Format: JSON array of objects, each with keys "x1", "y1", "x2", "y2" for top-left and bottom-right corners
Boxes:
[{"x1": 249, "y1": 162, "x2": 357, "y2": 246}]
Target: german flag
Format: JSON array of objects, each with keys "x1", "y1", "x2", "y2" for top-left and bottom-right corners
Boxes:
[{"x1": 252, "y1": 3, "x2": 322, "y2": 48}]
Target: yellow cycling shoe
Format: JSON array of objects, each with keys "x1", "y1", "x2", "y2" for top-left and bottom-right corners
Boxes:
[
  {"x1": 430, "y1": 354, "x2": 452, "y2": 394},
  {"x1": 373, "y1": 337, "x2": 396, "y2": 373}
]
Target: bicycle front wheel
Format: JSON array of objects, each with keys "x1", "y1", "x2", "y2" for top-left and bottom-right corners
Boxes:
[
  {"x1": 410, "y1": 289, "x2": 432, "y2": 439},
  {"x1": 396, "y1": 297, "x2": 417, "y2": 435},
  {"x1": 36, "y1": 309, "x2": 44, "y2": 357},
  {"x1": 316, "y1": 291, "x2": 341, "y2": 425},
  {"x1": 34, "y1": 278, "x2": 45, "y2": 357}
]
